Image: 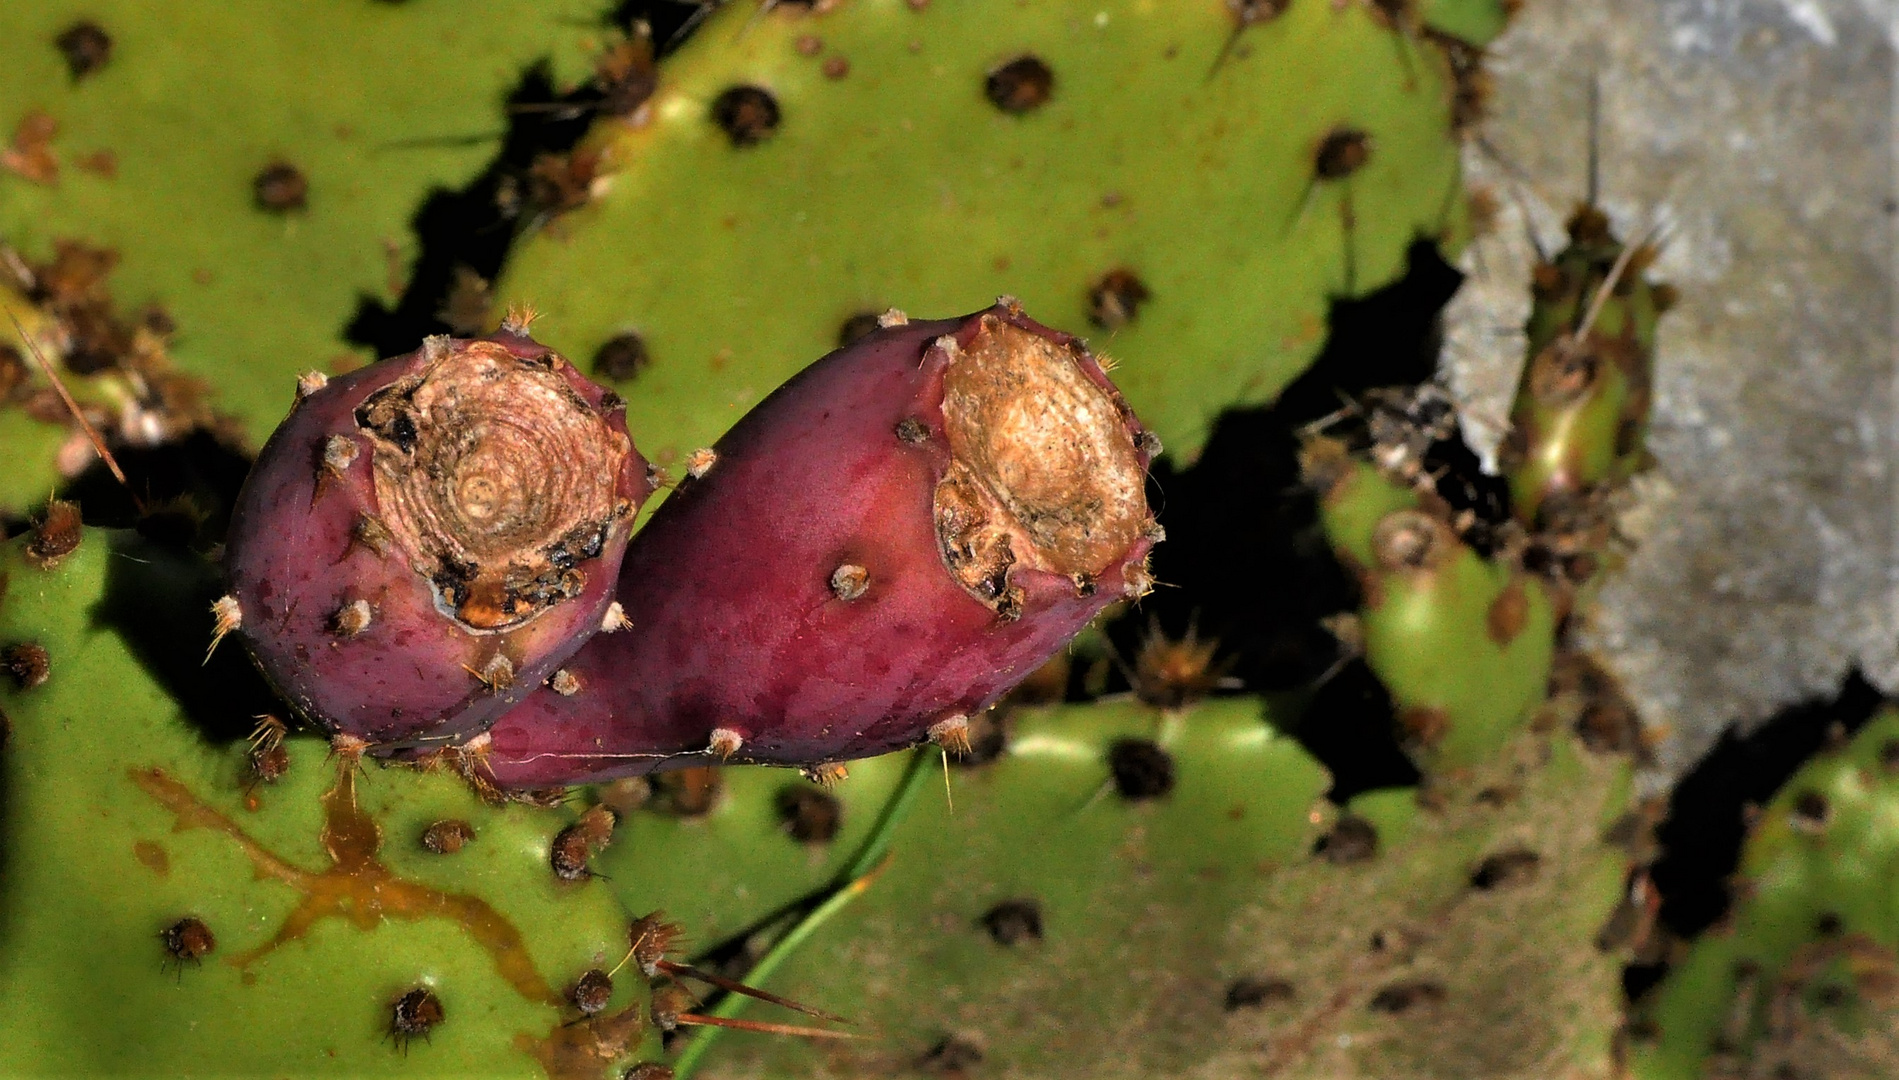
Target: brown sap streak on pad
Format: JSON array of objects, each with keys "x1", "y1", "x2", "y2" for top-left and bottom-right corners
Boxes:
[
  {"x1": 132, "y1": 839, "x2": 170, "y2": 877},
  {"x1": 1486, "y1": 577, "x2": 1530, "y2": 646},
  {"x1": 1397, "y1": 706, "x2": 1450, "y2": 749},
  {"x1": 129, "y1": 764, "x2": 556, "y2": 1005},
  {"x1": 515, "y1": 1004, "x2": 644, "y2": 1080},
  {"x1": 131, "y1": 768, "x2": 310, "y2": 885}
]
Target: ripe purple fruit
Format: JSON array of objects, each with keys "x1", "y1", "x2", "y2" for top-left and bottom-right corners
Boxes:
[
  {"x1": 480, "y1": 301, "x2": 1161, "y2": 786},
  {"x1": 219, "y1": 326, "x2": 653, "y2": 750}
]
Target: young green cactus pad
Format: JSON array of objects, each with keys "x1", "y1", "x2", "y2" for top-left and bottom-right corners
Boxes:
[
  {"x1": 220, "y1": 326, "x2": 652, "y2": 750},
  {"x1": 1302, "y1": 436, "x2": 1556, "y2": 773},
  {"x1": 1630, "y1": 707, "x2": 1899, "y2": 1080},
  {"x1": 1500, "y1": 205, "x2": 1671, "y2": 534},
  {"x1": 495, "y1": 0, "x2": 1509, "y2": 468},
  {"x1": 0, "y1": 0, "x2": 606, "y2": 512},
  {"x1": 602, "y1": 697, "x2": 1631, "y2": 1078},
  {"x1": 0, "y1": 528, "x2": 651, "y2": 1077},
  {"x1": 483, "y1": 302, "x2": 1158, "y2": 787}
]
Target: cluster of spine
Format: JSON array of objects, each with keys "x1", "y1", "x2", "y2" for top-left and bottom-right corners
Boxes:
[{"x1": 0, "y1": 241, "x2": 232, "y2": 518}]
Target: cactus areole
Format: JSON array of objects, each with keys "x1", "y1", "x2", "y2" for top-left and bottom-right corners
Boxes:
[
  {"x1": 221, "y1": 330, "x2": 652, "y2": 749},
  {"x1": 482, "y1": 302, "x2": 1161, "y2": 786}
]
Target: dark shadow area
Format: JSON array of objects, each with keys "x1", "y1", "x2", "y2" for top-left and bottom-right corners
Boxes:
[
  {"x1": 1104, "y1": 239, "x2": 1466, "y2": 801},
  {"x1": 343, "y1": 60, "x2": 597, "y2": 356},
  {"x1": 1295, "y1": 660, "x2": 1421, "y2": 802},
  {"x1": 346, "y1": 2, "x2": 708, "y2": 358},
  {"x1": 56, "y1": 431, "x2": 254, "y2": 550},
  {"x1": 92, "y1": 532, "x2": 278, "y2": 744},
  {"x1": 1623, "y1": 670, "x2": 1883, "y2": 1002},
  {"x1": 611, "y1": 0, "x2": 713, "y2": 51}
]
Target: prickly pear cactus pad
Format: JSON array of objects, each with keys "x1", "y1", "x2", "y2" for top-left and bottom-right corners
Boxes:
[
  {"x1": 0, "y1": 530, "x2": 648, "y2": 1077},
  {"x1": 0, "y1": 1, "x2": 605, "y2": 510},
  {"x1": 606, "y1": 698, "x2": 1632, "y2": 1079},
  {"x1": 1631, "y1": 708, "x2": 1899, "y2": 1080},
  {"x1": 1501, "y1": 205, "x2": 1670, "y2": 533},
  {"x1": 497, "y1": 0, "x2": 1505, "y2": 467},
  {"x1": 1304, "y1": 441, "x2": 1557, "y2": 773}
]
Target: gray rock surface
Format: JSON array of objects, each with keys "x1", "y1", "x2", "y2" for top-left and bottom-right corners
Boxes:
[{"x1": 1440, "y1": 0, "x2": 1896, "y2": 788}]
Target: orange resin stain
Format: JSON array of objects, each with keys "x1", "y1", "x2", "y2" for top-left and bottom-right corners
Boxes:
[{"x1": 129, "y1": 763, "x2": 557, "y2": 1007}]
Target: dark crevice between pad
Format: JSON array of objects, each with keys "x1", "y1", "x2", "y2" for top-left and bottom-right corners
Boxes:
[
  {"x1": 1623, "y1": 671, "x2": 1883, "y2": 1003},
  {"x1": 1105, "y1": 240, "x2": 1463, "y2": 801},
  {"x1": 345, "y1": 3, "x2": 709, "y2": 358}
]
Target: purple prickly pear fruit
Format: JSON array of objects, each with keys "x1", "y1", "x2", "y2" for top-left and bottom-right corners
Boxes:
[
  {"x1": 219, "y1": 328, "x2": 653, "y2": 750},
  {"x1": 481, "y1": 301, "x2": 1161, "y2": 787}
]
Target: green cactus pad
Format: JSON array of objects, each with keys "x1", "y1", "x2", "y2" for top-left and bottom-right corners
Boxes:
[
  {"x1": 1310, "y1": 449, "x2": 1557, "y2": 773},
  {"x1": 1631, "y1": 707, "x2": 1899, "y2": 1080},
  {"x1": 496, "y1": 0, "x2": 1500, "y2": 471},
  {"x1": 1417, "y1": 0, "x2": 1515, "y2": 46},
  {"x1": 1503, "y1": 208, "x2": 1668, "y2": 528},
  {"x1": 0, "y1": 530, "x2": 647, "y2": 1078},
  {"x1": 606, "y1": 697, "x2": 1328, "y2": 942},
  {"x1": 601, "y1": 697, "x2": 1628, "y2": 1078},
  {"x1": 611, "y1": 697, "x2": 1330, "y2": 1073},
  {"x1": 0, "y1": 1, "x2": 605, "y2": 511}
]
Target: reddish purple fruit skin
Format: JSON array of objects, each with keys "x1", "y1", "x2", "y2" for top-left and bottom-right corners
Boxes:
[
  {"x1": 224, "y1": 331, "x2": 652, "y2": 749},
  {"x1": 483, "y1": 305, "x2": 1157, "y2": 786}
]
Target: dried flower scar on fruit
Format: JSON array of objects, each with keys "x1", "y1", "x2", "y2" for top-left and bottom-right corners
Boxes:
[
  {"x1": 483, "y1": 301, "x2": 1160, "y2": 786},
  {"x1": 221, "y1": 329, "x2": 652, "y2": 751}
]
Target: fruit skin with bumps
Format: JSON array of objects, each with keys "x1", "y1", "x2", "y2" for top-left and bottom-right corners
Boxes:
[
  {"x1": 222, "y1": 327, "x2": 653, "y2": 751},
  {"x1": 484, "y1": 303, "x2": 1160, "y2": 787}
]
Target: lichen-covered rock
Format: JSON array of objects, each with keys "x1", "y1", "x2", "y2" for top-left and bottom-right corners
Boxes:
[
  {"x1": 484, "y1": 302, "x2": 1158, "y2": 786},
  {"x1": 221, "y1": 328, "x2": 652, "y2": 750}
]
